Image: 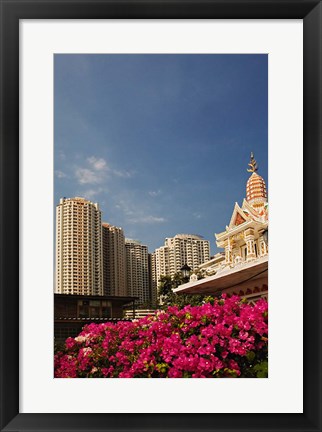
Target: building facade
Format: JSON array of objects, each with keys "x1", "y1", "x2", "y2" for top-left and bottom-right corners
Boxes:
[
  {"x1": 55, "y1": 197, "x2": 103, "y2": 296},
  {"x1": 154, "y1": 234, "x2": 210, "y2": 285},
  {"x1": 148, "y1": 253, "x2": 158, "y2": 307},
  {"x1": 54, "y1": 294, "x2": 136, "y2": 342},
  {"x1": 125, "y1": 239, "x2": 149, "y2": 306},
  {"x1": 215, "y1": 153, "x2": 268, "y2": 267},
  {"x1": 102, "y1": 223, "x2": 127, "y2": 296}
]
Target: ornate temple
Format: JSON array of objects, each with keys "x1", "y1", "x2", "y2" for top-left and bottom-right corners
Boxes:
[{"x1": 174, "y1": 153, "x2": 268, "y2": 302}]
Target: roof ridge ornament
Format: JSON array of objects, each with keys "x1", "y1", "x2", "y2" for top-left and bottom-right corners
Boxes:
[{"x1": 247, "y1": 152, "x2": 258, "y2": 173}]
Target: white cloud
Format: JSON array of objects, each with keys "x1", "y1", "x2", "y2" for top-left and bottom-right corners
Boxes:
[
  {"x1": 128, "y1": 215, "x2": 167, "y2": 224},
  {"x1": 115, "y1": 199, "x2": 166, "y2": 224},
  {"x1": 115, "y1": 201, "x2": 134, "y2": 217},
  {"x1": 75, "y1": 156, "x2": 108, "y2": 185},
  {"x1": 55, "y1": 170, "x2": 67, "y2": 179},
  {"x1": 75, "y1": 156, "x2": 134, "y2": 185},
  {"x1": 81, "y1": 188, "x2": 104, "y2": 200},
  {"x1": 148, "y1": 190, "x2": 161, "y2": 197},
  {"x1": 113, "y1": 169, "x2": 133, "y2": 178},
  {"x1": 87, "y1": 156, "x2": 107, "y2": 171},
  {"x1": 75, "y1": 168, "x2": 103, "y2": 185}
]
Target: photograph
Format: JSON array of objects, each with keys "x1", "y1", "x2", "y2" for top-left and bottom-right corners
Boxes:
[
  {"x1": 53, "y1": 54, "x2": 269, "y2": 379},
  {"x1": 2, "y1": 0, "x2": 321, "y2": 428}
]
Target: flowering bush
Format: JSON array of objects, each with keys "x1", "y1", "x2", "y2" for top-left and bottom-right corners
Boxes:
[{"x1": 54, "y1": 295, "x2": 268, "y2": 378}]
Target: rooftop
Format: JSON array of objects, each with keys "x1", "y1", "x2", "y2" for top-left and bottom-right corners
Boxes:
[{"x1": 173, "y1": 255, "x2": 268, "y2": 295}]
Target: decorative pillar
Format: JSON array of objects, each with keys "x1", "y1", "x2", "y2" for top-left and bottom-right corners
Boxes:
[
  {"x1": 225, "y1": 237, "x2": 232, "y2": 265},
  {"x1": 259, "y1": 236, "x2": 268, "y2": 256},
  {"x1": 244, "y1": 229, "x2": 256, "y2": 261}
]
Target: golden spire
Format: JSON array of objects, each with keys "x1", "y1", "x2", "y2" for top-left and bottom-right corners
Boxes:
[{"x1": 247, "y1": 152, "x2": 258, "y2": 173}]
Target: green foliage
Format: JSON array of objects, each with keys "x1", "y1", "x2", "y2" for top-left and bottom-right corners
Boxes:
[
  {"x1": 158, "y1": 272, "x2": 207, "y2": 309},
  {"x1": 253, "y1": 360, "x2": 268, "y2": 378},
  {"x1": 156, "y1": 363, "x2": 169, "y2": 374},
  {"x1": 246, "y1": 351, "x2": 256, "y2": 362},
  {"x1": 238, "y1": 346, "x2": 268, "y2": 378}
]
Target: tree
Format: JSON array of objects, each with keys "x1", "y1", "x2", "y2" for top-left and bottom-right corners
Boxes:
[
  {"x1": 157, "y1": 272, "x2": 205, "y2": 308},
  {"x1": 158, "y1": 275, "x2": 174, "y2": 298}
]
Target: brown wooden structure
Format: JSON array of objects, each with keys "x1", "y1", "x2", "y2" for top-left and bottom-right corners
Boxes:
[{"x1": 54, "y1": 294, "x2": 137, "y2": 342}]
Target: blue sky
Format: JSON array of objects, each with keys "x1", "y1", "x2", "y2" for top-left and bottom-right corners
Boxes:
[{"x1": 54, "y1": 54, "x2": 268, "y2": 254}]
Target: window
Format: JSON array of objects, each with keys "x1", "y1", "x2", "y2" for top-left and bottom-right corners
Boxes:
[
  {"x1": 78, "y1": 305, "x2": 89, "y2": 318},
  {"x1": 102, "y1": 307, "x2": 112, "y2": 318},
  {"x1": 243, "y1": 246, "x2": 247, "y2": 260},
  {"x1": 90, "y1": 306, "x2": 100, "y2": 318},
  {"x1": 89, "y1": 300, "x2": 100, "y2": 307}
]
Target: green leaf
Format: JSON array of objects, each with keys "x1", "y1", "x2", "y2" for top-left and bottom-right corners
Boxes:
[
  {"x1": 246, "y1": 351, "x2": 256, "y2": 362},
  {"x1": 253, "y1": 360, "x2": 268, "y2": 378}
]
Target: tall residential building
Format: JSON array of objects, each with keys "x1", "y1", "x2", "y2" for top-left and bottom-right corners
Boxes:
[
  {"x1": 102, "y1": 223, "x2": 127, "y2": 296},
  {"x1": 55, "y1": 197, "x2": 103, "y2": 296},
  {"x1": 154, "y1": 234, "x2": 210, "y2": 285},
  {"x1": 125, "y1": 239, "x2": 149, "y2": 306},
  {"x1": 148, "y1": 253, "x2": 158, "y2": 307}
]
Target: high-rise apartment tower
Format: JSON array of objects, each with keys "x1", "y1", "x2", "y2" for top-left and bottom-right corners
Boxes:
[
  {"x1": 148, "y1": 253, "x2": 158, "y2": 307},
  {"x1": 125, "y1": 239, "x2": 149, "y2": 306},
  {"x1": 102, "y1": 223, "x2": 127, "y2": 296},
  {"x1": 154, "y1": 234, "x2": 210, "y2": 285},
  {"x1": 55, "y1": 197, "x2": 103, "y2": 295}
]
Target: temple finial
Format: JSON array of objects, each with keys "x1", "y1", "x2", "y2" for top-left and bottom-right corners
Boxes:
[{"x1": 247, "y1": 152, "x2": 258, "y2": 173}]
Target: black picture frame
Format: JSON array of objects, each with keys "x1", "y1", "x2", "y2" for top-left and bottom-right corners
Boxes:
[{"x1": 0, "y1": 1, "x2": 321, "y2": 431}]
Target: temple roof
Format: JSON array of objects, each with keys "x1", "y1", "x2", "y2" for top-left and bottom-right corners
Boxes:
[
  {"x1": 246, "y1": 172, "x2": 267, "y2": 205},
  {"x1": 173, "y1": 255, "x2": 268, "y2": 295},
  {"x1": 245, "y1": 153, "x2": 267, "y2": 207}
]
